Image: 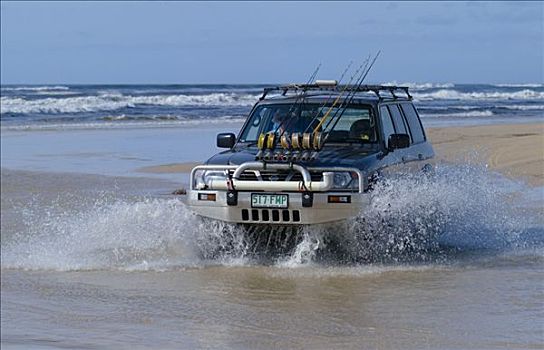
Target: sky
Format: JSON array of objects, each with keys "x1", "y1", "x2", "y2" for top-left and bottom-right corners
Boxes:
[{"x1": 1, "y1": 1, "x2": 542, "y2": 84}]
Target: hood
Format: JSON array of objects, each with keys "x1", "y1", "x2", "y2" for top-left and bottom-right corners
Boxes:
[{"x1": 205, "y1": 146, "x2": 381, "y2": 169}]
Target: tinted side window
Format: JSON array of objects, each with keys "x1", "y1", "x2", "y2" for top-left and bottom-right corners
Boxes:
[
  {"x1": 400, "y1": 103, "x2": 426, "y2": 143},
  {"x1": 387, "y1": 105, "x2": 408, "y2": 137},
  {"x1": 379, "y1": 106, "x2": 395, "y2": 148}
]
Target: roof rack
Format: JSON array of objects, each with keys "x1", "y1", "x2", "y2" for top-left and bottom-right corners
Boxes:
[{"x1": 259, "y1": 84, "x2": 412, "y2": 101}]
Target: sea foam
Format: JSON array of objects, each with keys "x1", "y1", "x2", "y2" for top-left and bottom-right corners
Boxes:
[
  {"x1": 1, "y1": 164, "x2": 539, "y2": 271},
  {"x1": 413, "y1": 89, "x2": 544, "y2": 102},
  {"x1": 0, "y1": 92, "x2": 259, "y2": 114}
]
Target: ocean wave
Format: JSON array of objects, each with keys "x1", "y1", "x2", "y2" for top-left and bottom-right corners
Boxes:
[
  {"x1": 498, "y1": 104, "x2": 544, "y2": 111},
  {"x1": 421, "y1": 110, "x2": 495, "y2": 118},
  {"x1": 382, "y1": 82, "x2": 455, "y2": 90},
  {"x1": 413, "y1": 89, "x2": 544, "y2": 101},
  {"x1": 0, "y1": 93, "x2": 259, "y2": 114},
  {"x1": 0, "y1": 117, "x2": 247, "y2": 131},
  {"x1": 493, "y1": 83, "x2": 543, "y2": 88},
  {"x1": 1, "y1": 85, "x2": 70, "y2": 92},
  {"x1": 98, "y1": 114, "x2": 245, "y2": 122},
  {"x1": 420, "y1": 104, "x2": 544, "y2": 112}
]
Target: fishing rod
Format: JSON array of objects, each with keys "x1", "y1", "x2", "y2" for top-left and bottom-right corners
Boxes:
[
  {"x1": 319, "y1": 51, "x2": 381, "y2": 149},
  {"x1": 274, "y1": 63, "x2": 322, "y2": 144},
  {"x1": 299, "y1": 60, "x2": 354, "y2": 136},
  {"x1": 317, "y1": 55, "x2": 372, "y2": 138},
  {"x1": 256, "y1": 63, "x2": 321, "y2": 153},
  {"x1": 292, "y1": 58, "x2": 370, "y2": 152},
  {"x1": 279, "y1": 60, "x2": 354, "y2": 151},
  {"x1": 306, "y1": 59, "x2": 368, "y2": 136},
  {"x1": 297, "y1": 56, "x2": 370, "y2": 154}
]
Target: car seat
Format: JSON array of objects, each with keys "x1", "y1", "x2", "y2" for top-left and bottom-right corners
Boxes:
[{"x1": 349, "y1": 119, "x2": 372, "y2": 140}]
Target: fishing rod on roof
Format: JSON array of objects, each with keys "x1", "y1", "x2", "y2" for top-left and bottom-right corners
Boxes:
[
  {"x1": 286, "y1": 56, "x2": 370, "y2": 161},
  {"x1": 269, "y1": 63, "x2": 321, "y2": 148},
  {"x1": 278, "y1": 61, "x2": 354, "y2": 154},
  {"x1": 308, "y1": 55, "x2": 371, "y2": 151},
  {"x1": 286, "y1": 58, "x2": 370, "y2": 159},
  {"x1": 319, "y1": 51, "x2": 381, "y2": 150},
  {"x1": 295, "y1": 61, "x2": 355, "y2": 136}
]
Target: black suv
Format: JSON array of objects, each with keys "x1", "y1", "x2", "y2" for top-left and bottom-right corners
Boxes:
[{"x1": 187, "y1": 83, "x2": 434, "y2": 225}]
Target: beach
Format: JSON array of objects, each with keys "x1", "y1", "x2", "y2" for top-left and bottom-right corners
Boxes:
[
  {"x1": 1, "y1": 120, "x2": 543, "y2": 349},
  {"x1": 1, "y1": 83, "x2": 543, "y2": 349},
  {"x1": 428, "y1": 123, "x2": 544, "y2": 186}
]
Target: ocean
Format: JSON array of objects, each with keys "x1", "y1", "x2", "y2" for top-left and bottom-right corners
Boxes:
[
  {"x1": 1, "y1": 83, "x2": 543, "y2": 130},
  {"x1": 1, "y1": 82, "x2": 543, "y2": 349}
]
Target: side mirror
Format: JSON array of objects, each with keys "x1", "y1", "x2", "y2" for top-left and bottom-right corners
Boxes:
[
  {"x1": 217, "y1": 133, "x2": 236, "y2": 148},
  {"x1": 388, "y1": 134, "x2": 410, "y2": 151}
]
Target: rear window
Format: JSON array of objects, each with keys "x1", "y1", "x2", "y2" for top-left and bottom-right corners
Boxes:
[{"x1": 400, "y1": 103, "x2": 426, "y2": 143}]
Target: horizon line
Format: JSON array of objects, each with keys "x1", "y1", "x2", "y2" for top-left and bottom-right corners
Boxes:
[{"x1": 1, "y1": 81, "x2": 542, "y2": 86}]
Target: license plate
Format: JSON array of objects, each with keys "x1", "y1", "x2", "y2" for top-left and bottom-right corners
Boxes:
[{"x1": 251, "y1": 193, "x2": 289, "y2": 208}]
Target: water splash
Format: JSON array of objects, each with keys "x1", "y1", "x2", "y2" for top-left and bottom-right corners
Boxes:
[{"x1": 1, "y1": 164, "x2": 541, "y2": 271}]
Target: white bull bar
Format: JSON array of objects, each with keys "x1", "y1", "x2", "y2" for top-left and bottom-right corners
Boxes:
[
  {"x1": 189, "y1": 162, "x2": 366, "y2": 193},
  {"x1": 187, "y1": 162, "x2": 369, "y2": 224}
]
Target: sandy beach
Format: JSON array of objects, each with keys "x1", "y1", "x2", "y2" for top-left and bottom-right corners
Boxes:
[
  {"x1": 428, "y1": 123, "x2": 544, "y2": 186},
  {"x1": 137, "y1": 122, "x2": 544, "y2": 187},
  {"x1": 1, "y1": 121, "x2": 543, "y2": 349}
]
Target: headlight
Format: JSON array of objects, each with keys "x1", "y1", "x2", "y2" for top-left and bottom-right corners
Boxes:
[
  {"x1": 194, "y1": 170, "x2": 227, "y2": 190},
  {"x1": 332, "y1": 171, "x2": 357, "y2": 190}
]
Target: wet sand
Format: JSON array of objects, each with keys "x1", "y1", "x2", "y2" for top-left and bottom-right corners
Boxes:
[
  {"x1": 1, "y1": 122, "x2": 543, "y2": 350},
  {"x1": 137, "y1": 123, "x2": 544, "y2": 186},
  {"x1": 1, "y1": 163, "x2": 543, "y2": 349},
  {"x1": 428, "y1": 123, "x2": 544, "y2": 186}
]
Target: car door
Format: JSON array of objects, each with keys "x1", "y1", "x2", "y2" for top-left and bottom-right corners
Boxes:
[
  {"x1": 398, "y1": 102, "x2": 435, "y2": 170},
  {"x1": 375, "y1": 103, "x2": 411, "y2": 173}
]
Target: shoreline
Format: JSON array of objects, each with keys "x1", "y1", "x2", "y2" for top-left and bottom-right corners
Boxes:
[{"x1": 135, "y1": 122, "x2": 544, "y2": 187}]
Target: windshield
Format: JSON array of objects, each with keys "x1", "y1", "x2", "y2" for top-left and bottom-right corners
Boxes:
[{"x1": 238, "y1": 103, "x2": 377, "y2": 144}]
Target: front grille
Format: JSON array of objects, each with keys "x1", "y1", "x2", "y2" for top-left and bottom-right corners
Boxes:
[{"x1": 241, "y1": 209, "x2": 301, "y2": 223}]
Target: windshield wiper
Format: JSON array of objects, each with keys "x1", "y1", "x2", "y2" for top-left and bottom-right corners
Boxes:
[{"x1": 239, "y1": 141, "x2": 258, "y2": 148}]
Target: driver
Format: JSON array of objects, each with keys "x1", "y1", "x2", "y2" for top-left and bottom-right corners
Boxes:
[{"x1": 271, "y1": 109, "x2": 289, "y2": 134}]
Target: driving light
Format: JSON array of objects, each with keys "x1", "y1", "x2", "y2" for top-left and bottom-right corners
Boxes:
[
  {"x1": 332, "y1": 172, "x2": 354, "y2": 189},
  {"x1": 203, "y1": 171, "x2": 227, "y2": 188},
  {"x1": 194, "y1": 170, "x2": 228, "y2": 190}
]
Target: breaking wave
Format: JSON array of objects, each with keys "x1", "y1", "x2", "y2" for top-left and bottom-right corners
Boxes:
[
  {"x1": 1, "y1": 85, "x2": 70, "y2": 92},
  {"x1": 421, "y1": 110, "x2": 495, "y2": 118},
  {"x1": 0, "y1": 92, "x2": 259, "y2": 114},
  {"x1": 0, "y1": 116, "x2": 246, "y2": 131},
  {"x1": 493, "y1": 83, "x2": 543, "y2": 88},
  {"x1": 499, "y1": 104, "x2": 544, "y2": 111},
  {"x1": 2, "y1": 164, "x2": 541, "y2": 271},
  {"x1": 382, "y1": 82, "x2": 455, "y2": 90},
  {"x1": 413, "y1": 89, "x2": 544, "y2": 102},
  {"x1": 422, "y1": 104, "x2": 544, "y2": 112}
]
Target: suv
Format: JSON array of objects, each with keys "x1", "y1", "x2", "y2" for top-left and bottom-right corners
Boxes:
[{"x1": 187, "y1": 82, "x2": 434, "y2": 225}]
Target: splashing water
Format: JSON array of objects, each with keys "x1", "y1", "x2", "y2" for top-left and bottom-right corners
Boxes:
[{"x1": 1, "y1": 164, "x2": 541, "y2": 271}]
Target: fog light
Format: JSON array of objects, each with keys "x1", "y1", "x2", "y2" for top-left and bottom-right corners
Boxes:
[
  {"x1": 328, "y1": 195, "x2": 351, "y2": 203},
  {"x1": 198, "y1": 193, "x2": 216, "y2": 201}
]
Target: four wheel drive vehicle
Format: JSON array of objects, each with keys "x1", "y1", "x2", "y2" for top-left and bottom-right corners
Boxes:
[{"x1": 187, "y1": 82, "x2": 434, "y2": 225}]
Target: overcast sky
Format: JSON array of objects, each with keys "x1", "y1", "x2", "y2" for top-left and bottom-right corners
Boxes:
[{"x1": 1, "y1": 1, "x2": 542, "y2": 84}]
